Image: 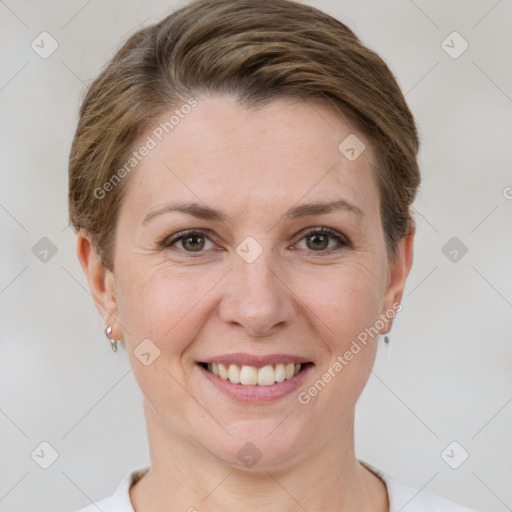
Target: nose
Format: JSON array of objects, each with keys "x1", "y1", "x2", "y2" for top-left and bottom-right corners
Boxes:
[{"x1": 219, "y1": 248, "x2": 296, "y2": 338}]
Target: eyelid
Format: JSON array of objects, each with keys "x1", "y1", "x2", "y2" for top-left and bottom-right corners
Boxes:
[
  {"x1": 292, "y1": 226, "x2": 351, "y2": 252},
  {"x1": 161, "y1": 228, "x2": 219, "y2": 251},
  {"x1": 161, "y1": 226, "x2": 351, "y2": 253}
]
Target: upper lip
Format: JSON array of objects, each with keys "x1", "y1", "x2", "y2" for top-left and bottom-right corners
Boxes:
[{"x1": 199, "y1": 353, "x2": 313, "y2": 367}]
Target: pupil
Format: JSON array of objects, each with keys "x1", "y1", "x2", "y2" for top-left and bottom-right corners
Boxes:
[
  {"x1": 308, "y1": 234, "x2": 328, "y2": 250},
  {"x1": 184, "y1": 235, "x2": 204, "y2": 251}
]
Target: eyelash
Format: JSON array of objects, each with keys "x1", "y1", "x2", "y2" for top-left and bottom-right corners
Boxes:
[{"x1": 160, "y1": 227, "x2": 351, "y2": 256}]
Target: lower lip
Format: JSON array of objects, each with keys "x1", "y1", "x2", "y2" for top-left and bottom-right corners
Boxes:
[{"x1": 197, "y1": 364, "x2": 313, "y2": 403}]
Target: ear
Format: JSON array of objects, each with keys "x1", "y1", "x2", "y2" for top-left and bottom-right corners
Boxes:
[
  {"x1": 379, "y1": 221, "x2": 415, "y2": 334},
  {"x1": 76, "y1": 230, "x2": 120, "y2": 336}
]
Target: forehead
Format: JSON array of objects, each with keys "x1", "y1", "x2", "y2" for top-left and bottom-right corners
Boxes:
[{"x1": 120, "y1": 95, "x2": 379, "y2": 222}]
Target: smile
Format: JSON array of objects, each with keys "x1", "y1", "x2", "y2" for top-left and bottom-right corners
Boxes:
[
  {"x1": 196, "y1": 354, "x2": 314, "y2": 402},
  {"x1": 201, "y1": 362, "x2": 307, "y2": 386}
]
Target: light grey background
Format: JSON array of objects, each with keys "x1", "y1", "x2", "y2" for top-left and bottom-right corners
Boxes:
[{"x1": 0, "y1": 0, "x2": 510, "y2": 510}]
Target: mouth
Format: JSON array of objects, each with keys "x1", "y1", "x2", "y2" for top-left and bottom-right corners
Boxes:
[
  {"x1": 195, "y1": 353, "x2": 315, "y2": 403},
  {"x1": 198, "y1": 361, "x2": 313, "y2": 386}
]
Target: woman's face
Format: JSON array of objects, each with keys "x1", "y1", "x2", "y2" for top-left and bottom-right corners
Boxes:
[{"x1": 85, "y1": 95, "x2": 413, "y2": 470}]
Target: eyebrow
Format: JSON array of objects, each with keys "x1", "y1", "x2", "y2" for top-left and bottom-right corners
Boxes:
[{"x1": 142, "y1": 198, "x2": 364, "y2": 225}]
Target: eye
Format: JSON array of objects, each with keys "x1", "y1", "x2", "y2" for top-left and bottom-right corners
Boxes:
[
  {"x1": 294, "y1": 228, "x2": 350, "y2": 253},
  {"x1": 161, "y1": 229, "x2": 216, "y2": 253},
  {"x1": 160, "y1": 227, "x2": 350, "y2": 256}
]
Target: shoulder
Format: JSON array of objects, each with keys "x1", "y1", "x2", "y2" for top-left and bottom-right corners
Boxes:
[
  {"x1": 360, "y1": 460, "x2": 479, "y2": 512},
  {"x1": 385, "y1": 476, "x2": 479, "y2": 512},
  {"x1": 75, "y1": 466, "x2": 149, "y2": 512}
]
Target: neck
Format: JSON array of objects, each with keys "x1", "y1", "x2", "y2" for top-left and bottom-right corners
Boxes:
[{"x1": 130, "y1": 400, "x2": 388, "y2": 512}]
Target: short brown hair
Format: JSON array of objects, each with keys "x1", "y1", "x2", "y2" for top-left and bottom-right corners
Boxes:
[{"x1": 68, "y1": 0, "x2": 420, "y2": 270}]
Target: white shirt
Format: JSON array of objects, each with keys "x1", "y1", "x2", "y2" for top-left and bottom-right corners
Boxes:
[{"x1": 76, "y1": 463, "x2": 479, "y2": 511}]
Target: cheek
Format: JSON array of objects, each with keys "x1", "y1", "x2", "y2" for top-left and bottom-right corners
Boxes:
[
  {"x1": 115, "y1": 268, "x2": 211, "y2": 420},
  {"x1": 302, "y1": 258, "x2": 386, "y2": 344},
  {"x1": 291, "y1": 261, "x2": 386, "y2": 422},
  {"x1": 115, "y1": 263, "x2": 216, "y2": 350}
]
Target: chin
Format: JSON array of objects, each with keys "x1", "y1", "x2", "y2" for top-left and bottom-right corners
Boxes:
[{"x1": 206, "y1": 419, "x2": 308, "y2": 472}]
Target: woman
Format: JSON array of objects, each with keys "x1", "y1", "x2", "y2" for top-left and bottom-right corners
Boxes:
[{"x1": 69, "y1": 0, "x2": 478, "y2": 510}]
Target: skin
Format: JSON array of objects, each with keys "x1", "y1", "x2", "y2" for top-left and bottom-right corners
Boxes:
[{"x1": 77, "y1": 94, "x2": 414, "y2": 512}]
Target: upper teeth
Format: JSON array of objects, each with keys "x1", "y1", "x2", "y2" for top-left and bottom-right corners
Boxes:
[{"x1": 207, "y1": 362, "x2": 302, "y2": 386}]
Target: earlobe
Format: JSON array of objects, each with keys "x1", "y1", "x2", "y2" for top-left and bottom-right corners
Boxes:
[
  {"x1": 379, "y1": 221, "x2": 415, "y2": 334},
  {"x1": 76, "y1": 230, "x2": 119, "y2": 332}
]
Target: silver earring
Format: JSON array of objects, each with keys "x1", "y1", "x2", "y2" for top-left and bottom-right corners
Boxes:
[
  {"x1": 105, "y1": 325, "x2": 118, "y2": 352},
  {"x1": 383, "y1": 334, "x2": 392, "y2": 363}
]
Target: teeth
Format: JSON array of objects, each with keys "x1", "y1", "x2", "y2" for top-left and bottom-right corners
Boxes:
[
  {"x1": 285, "y1": 362, "x2": 295, "y2": 379},
  {"x1": 275, "y1": 363, "x2": 286, "y2": 382},
  {"x1": 228, "y1": 364, "x2": 241, "y2": 384},
  {"x1": 241, "y1": 365, "x2": 258, "y2": 385},
  {"x1": 257, "y1": 365, "x2": 275, "y2": 386},
  {"x1": 218, "y1": 363, "x2": 228, "y2": 380},
  {"x1": 206, "y1": 362, "x2": 304, "y2": 385}
]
